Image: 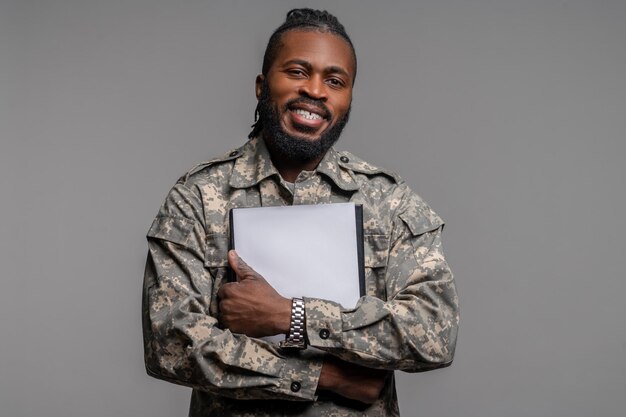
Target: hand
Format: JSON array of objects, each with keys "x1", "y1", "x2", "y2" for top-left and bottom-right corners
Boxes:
[
  {"x1": 217, "y1": 250, "x2": 292, "y2": 338},
  {"x1": 317, "y1": 356, "x2": 389, "y2": 404}
]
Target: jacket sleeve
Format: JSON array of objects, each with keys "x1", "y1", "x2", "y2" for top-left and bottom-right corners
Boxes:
[
  {"x1": 303, "y1": 189, "x2": 459, "y2": 372},
  {"x1": 142, "y1": 183, "x2": 323, "y2": 400}
]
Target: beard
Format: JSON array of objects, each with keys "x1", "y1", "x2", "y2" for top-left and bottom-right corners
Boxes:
[{"x1": 256, "y1": 81, "x2": 351, "y2": 163}]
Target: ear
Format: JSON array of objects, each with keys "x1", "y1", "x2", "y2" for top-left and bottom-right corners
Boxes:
[{"x1": 255, "y1": 74, "x2": 265, "y2": 99}]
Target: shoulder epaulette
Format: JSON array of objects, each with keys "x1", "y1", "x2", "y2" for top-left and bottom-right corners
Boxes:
[
  {"x1": 178, "y1": 146, "x2": 244, "y2": 184},
  {"x1": 336, "y1": 151, "x2": 402, "y2": 184}
]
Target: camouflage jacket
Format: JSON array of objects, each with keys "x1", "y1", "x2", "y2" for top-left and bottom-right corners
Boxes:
[{"x1": 142, "y1": 137, "x2": 459, "y2": 416}]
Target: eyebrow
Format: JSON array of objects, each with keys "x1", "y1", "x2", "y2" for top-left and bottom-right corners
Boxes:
[{"x1": 283, "y1": 59, "x2": 352, "y2": 80}]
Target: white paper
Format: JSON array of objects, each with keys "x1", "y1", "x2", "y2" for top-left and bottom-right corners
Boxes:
[{"x1": 231, "y1": 203, "x2": 363, "y2": 344}]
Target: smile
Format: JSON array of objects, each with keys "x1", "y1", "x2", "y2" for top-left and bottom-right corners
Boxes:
[{"x1": 293, "y1": 109, "x2": 323, "y2": 120}]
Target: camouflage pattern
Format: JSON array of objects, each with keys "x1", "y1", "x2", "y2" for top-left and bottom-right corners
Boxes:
[{"x1": 142, "y1": 137, "x2": 459, "y2": 416}]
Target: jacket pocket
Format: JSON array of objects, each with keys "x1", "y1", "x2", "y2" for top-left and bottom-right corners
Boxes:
[
  {"x1": 363, "y1": 233, "x2": 390, "y2": 300},
  {"x1": 147, "y1": 215, "x2": 195, "y2": 246}
]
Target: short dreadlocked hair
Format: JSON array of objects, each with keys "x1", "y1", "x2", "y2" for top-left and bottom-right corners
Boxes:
[
  {"x1": 261, "y1": 8, "x2": 357, "y2": 79},
  {"x1": 249, "y1": 8, "x2": 356, "y2": 139}
]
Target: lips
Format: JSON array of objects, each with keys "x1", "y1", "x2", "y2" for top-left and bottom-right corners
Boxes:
[{"x1": 286, "y1": 100, "x2": 331, "y2": 132}]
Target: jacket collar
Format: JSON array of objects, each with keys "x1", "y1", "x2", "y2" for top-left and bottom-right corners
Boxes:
[
  {"x1": 228, "y1": 137, "x2": 278, "y2": 188},
  {"x1": 316, "y1": 147, "x2": 360, "y2": 191},
  {"x1": 229, "y1": 137, "x2": 359, "y2": 192}
]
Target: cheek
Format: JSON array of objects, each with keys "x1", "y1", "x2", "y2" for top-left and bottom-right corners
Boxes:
[
  {"x1": 267, "y1": 80, "x2": 297, "y2": 103},
  {"x1": 333, "y1": 95, "x2": 352, "y2": 116}
]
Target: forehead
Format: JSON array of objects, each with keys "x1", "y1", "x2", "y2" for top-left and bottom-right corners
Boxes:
[{"x1": 272, "y1": 30, "x2": 356, "y2": 79}]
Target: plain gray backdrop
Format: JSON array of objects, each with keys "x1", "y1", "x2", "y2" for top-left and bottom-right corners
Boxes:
[{"x1": 1, "y1": 1, "x2": 625, "y2": 416}]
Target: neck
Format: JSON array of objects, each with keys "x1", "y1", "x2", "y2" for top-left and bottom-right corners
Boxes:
[{"x1": 271, "y1": 154, "x2": 322, "y2": 183}]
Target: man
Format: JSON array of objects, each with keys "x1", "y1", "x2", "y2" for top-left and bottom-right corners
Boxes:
[{"x1": 143, "y1": 8, "x2": 459, "y2": 416}]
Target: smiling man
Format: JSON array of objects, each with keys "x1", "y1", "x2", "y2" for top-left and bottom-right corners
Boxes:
[
  {"x1": 143, "y1": 8, "x2": 459, "y2": 417},
  {"x1": 252, "y1": 29, "x2": 354, "y2": 177}
]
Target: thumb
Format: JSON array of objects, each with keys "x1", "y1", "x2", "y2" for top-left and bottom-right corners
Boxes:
[{"x1": 228, "y1": 250, "x2": 256, "y2": 281}]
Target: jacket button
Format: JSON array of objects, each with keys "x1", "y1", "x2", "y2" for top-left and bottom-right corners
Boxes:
[
  {"x1": 340, "y1": 156, "x2": 349, "y2": 163},
  {"x1": 290, "y1": 381, "x2": 301, "y2": 392},
  {"x1": 229, "y1": 150, "x2": 238, "y2": 157},
  {"x1": 319, "y1": 329, "x2": 330, "y2": 339}
]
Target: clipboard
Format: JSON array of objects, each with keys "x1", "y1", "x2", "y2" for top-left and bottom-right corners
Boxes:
[{"x1": 229, "y1": 203, "x2": 365, "y2": 310}]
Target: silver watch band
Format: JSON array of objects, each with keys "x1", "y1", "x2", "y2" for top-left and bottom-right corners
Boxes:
[{"x1": 280, "y1": 298, "x2": 306, "y2": 349}]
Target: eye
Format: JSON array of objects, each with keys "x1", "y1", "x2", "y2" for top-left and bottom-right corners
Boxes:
[
  {"x1": 287, "y1": 68, "x2": 307, "y2": 77},
  {"x1": 326, "y1": 78, "x2": 345, "y2": 88}
]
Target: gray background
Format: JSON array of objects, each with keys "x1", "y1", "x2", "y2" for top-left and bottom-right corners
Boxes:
[{"x1": 1, "y1": 0, "x2": 625, "y2": 416}]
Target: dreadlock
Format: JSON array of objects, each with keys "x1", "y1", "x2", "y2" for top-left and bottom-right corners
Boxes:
[{"x1": 248, "y1": 8, "x2": 356, "y2": 139}]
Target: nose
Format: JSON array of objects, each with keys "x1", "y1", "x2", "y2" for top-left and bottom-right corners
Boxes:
[{"x1": 299, "y1": 75, "x2": 328, "y2": 101}]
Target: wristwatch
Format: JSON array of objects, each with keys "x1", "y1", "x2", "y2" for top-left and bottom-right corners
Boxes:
[{"x1": 280, "y1": 298, "x2": 306, "y2": 349}]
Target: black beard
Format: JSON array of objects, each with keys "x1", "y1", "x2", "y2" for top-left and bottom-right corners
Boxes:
[{"x1": 256, "y1": 81, "x2": 351, "y2": 163}]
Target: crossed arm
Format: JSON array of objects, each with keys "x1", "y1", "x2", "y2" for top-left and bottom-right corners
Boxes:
[
  {"x1": 143, "y1": 228, "x2": 387, "y2": 402},
  {"x1": 219, "y1": 250, "x2": 388, "y2": 403}
]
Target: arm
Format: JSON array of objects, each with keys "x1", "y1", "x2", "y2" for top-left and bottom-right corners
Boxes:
[
  {"x1": 216, "y1": 188, "x2": 458, "y2": 391},
  {"x1": 304, "y1": 193, "x2": 460, "y2": 372},
  {"x1": 219, "y1": 250, "x2": 389, "y2": 404},
  {"x1": 142, "y1": 184, "x2": 322, "y2": 401},
  {"x1": 317, "y1": 356, "x2": 389, "y2": 404},
  {"x1": 214, "y1": 223, "x2": 456, "y2": 398}
]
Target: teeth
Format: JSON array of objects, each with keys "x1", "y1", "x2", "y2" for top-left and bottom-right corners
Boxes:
[{"x1": 294, "y1": 109, "x2": 322, "y2": 120}]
